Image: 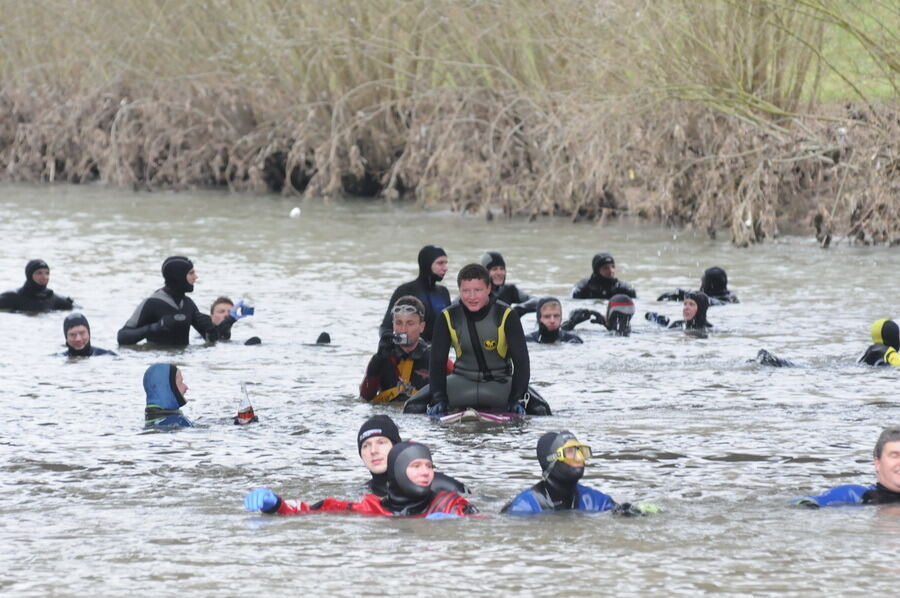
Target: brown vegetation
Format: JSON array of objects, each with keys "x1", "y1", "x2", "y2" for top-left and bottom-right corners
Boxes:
[{"x1": 0, "y1": 0, "x2": 897, "y2": 245}]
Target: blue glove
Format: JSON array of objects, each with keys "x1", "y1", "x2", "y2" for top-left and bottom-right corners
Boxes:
[
  {"x1": 425, "y1": 512, "x2": 459, "y2": 520},
  {"x1": 426, "y1": 401, "x2": 448, "y2": 416},
  {"x1": 230, "y1": 300, "x2": 254, "y2": 320},
  {"x1": 507, "y1": 401, "x2": 526, "y2": 416},
  {"x1": 244, "y1": 488, "x2": 279, "y2": 512}
]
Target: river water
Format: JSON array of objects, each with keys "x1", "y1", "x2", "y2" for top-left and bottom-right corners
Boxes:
[{"x1": 1, "y1": 182, "x2": 897, "y2": 597}]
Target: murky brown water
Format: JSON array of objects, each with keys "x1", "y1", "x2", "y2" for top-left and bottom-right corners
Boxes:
[{"x1": 1, "y1": 182, "x2": 898, "y2": 597}]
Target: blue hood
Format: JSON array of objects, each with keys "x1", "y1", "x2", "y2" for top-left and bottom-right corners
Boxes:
[{"x1": 143, "y1": 363, "x2": 186, "y2": 410}]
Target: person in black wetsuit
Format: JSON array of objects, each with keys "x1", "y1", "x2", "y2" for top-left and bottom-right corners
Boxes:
[
  {"x1": 646, "y1": 290, "x2": 712, "y2": 331},
  {"x1": 657, "y1": 266, "x2": 739, "y2": 306},
  {"x1": 0, "y1": 259, "x2": 74, "y2": 313},
  {"x1": 561, "y1": 294, "x2": 636, "y2": 337},
  {"x1": 571, "y1": 253, "x2": 636, "y2": 300},
  {"x1": 117, "y1": 256, "x2": 234, "y2": 346},
  {"x1": 859, "y1": 319, "x2": 900, "y2": 367},
  {"x1": 410, "y1": 263, "x2": 534, "y2": 415},
  {"x1": 479, "y1": 251, "x2": 538, "y2": 317},
  {"x1": 526, "y1": 297, "x2": 583, "y2": 344},
  {"x1": 357, "y1": 415, "x2": 468, "y2": 496},
  {"x1": 61, "y1": 313, "x2": 115, "y2": 357},
  {"x1": 379, "y1": 245, "x2": 451, "y2": 342}
]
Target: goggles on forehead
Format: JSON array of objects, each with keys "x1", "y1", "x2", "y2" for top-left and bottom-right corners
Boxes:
[
  {"x1": 548, "y1": 440, "x2": 593, "y2": 463},
  {"x1": 392, "y1": 304, "x2": 424, "y2": 318}
]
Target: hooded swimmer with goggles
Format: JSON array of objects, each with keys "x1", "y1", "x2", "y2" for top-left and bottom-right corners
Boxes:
[{"x1": 502, "y1": 431, "x2": 657, "y2": 516}]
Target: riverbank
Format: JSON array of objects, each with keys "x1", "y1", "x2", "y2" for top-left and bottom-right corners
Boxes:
[{"x1": 1, "y1": 1, "x2": 897, "y2": 246}]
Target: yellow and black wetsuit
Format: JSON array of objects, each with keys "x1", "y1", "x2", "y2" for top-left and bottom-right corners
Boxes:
[{"x1": 859, "y1": 319, "x2": 900, "y2": 366}]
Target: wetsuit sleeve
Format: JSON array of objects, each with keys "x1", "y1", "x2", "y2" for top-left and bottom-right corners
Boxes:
[
  {"x1": 0, "y1": 291, "x2": 19, "y2": 310},
  {"x1": 514, "y1": 295, "x2": 539, "y2": 315},
  {"x1": 885, "y1": 347, "x2": 900, "y2": 367},
  {"x1": 616, "y1": 281, "x2": 637, "y2": 298},
  {"x1": 50, "y1": 293, "x2": 74, "y2": 310},
  {"x1": 501, "y1": 489, "x2": 543, "y2": 515},
  {"x1": 429, "y1": 312, "x2": 452, "y2": 404},
  {"x1": 571, "y1": 277, "x2": 592, "y2": 299},
  {"x1": 793, "y1": 484, "x2": 872, "y2": 507},
  {"x1": 117, "y1": 299, "x2": 158, "y2": 345},
  {"x1": 359, "y1": 354, "x2": 397, "y2": 400},
  {"x1": 657, "y1": 289, "x2": 686, "y2": 302},
  {"x1": 504, "y1": 311, "x2": 530, "y2": 402}
]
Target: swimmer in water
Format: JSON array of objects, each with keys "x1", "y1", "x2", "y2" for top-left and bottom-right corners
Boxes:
[
  {"x1": 378, "y1": 245, "x2": 451, "y2": 342},
  {"x1": 502, "y1": 431, "x2": 657, "y2": 515},
  {"x1": 859, "y1": 319, "x2": 900, "y2": 367},
  {"x1": 657, "y1": 266, "x2": 739, "y2": 306},
  {"x1": 208, "y1": 296, "x2": 259, "y2": 345},
  {"x1": 525, "y1": 297, "x2": 583, "y2": 344},
  {"x1": 117, "y1": 256, "x2": 234, "y2": 346},
  {"x1": 479, "y1": 251, "x2": 539, "y2": 317},
  {"x1": 646, "y1": 291, "x2": 712, "y2": 332},
  {"x1": 61, "y1": 313, "x2": 115, "y2": 357},
  {"x1": 356, "y1": 415, "x2": 468, "y2": 495},
  {"x1": 571, "y1": 253, "x2": 636, "y2": 300},
  {"x1": 360, "y1": 296, "x2": 452, "y2": 403},
  {"x1": 794, "y1": 427, "x2": 900, "y2": 507},
  {"x1": 143, "y1": 363, "x2": 193, "y2": 428},
  {"x1": 560, "y1": 293, "x2": 636, "y2": 337},
  {"x1": 0, "y1": 259, "x2": 74, "y2": 313},
  {"x1": 244, "y1": 441, "x2": 478, "y2": 517}
]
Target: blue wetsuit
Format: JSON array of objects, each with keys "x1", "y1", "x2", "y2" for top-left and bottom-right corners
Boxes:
[
  {"x1": 793, "y1": 483, "x2": 900, "y2": 507},
  {"x1": 503, "y1": 482, "x2": 616, "y2": 515},
  {"x1": 143, "y1": 363, "x2": 193, "y2": 428}
]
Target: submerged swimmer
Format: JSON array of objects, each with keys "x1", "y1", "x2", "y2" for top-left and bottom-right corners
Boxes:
[
  {"x1": 562, "y1": 294, "x2": 636, "y2": 337},
  {"x1": 859, "y1": 319, "x2": 900, "y2": 367},
  {"x1": 143, "y1": 363, "x2": 193, "y2": 428},
  {"x1": 646, "y1": 291, "x2": 712, "y2": 331},
  {"x1": 61, "y1": 313, "x2": 115, "y2": 357},
  {"x1": 0, "y1": 259, "x2": 74, "y2": 313},
  {"x1": 244, "y1": 441, "x2": 478, "y2": 517},
  {"x1": 379, "y1": 245, "x2": 451, "y2": 342},
  {"x1": 479, "y1": 251, "x2": 538, "y2": 316},
  {"x1": 357, "y1": 415, "x2": 467, "y2": 495},
  {"x1": 502, "y1": 431, "x2": 657, "y2": 515},
  {"x1": 794, "y1": 427, "x2": 900, "y2": 507},
  {"x1": 526, "y1": 297, "x2": 583, "y2": 344},
  {"x1": 571, "y1": 253, "x2": 636, "y2": 300},
  {"x1": 118, "y1": 256, "x2": 234, "y2": 346},
  {"x1": 657, "y1": 266, "x2": 739, "y2": 306}
]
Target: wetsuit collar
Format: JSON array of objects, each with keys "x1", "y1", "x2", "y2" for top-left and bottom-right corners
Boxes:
[
  {"x1": 66, "y1": 343, "x2": 94, "y2": 357},
  {"x1": 162, "y1": 285, "x2": 186, "y2": 304},
  {"x1": 864, "y1": 483, "x2": 900, "y2": 504},
  {"x1": 368, "y1": 472, "x2": 389, "y2": 496},
  {"x1": 382, "y1": 484, "x2": 435, "y2": 516},
  {"x1": 463, "y1": 298, "x2": 494, "y2": 321},
  {"x1": 536, "y1": 324, "x2": 560, "y2": 344}
]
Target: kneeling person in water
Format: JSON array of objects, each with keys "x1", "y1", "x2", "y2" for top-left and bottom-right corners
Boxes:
[
  {"x1": 357, "y1": 415, "x2": 468, "y2": 495},
  {"x1": 424, "y1": 263, "x2": 530, "y2": 415},
  {"x1": 61, "y1": 313, "x2": 115, "y2": 357},
  {"x1": 0, "y1": 259, "x2": 74, "y2": 313},
  {"x1": 360, "y1": 296, "x2": 451, "y2": 403},
  {"x1": 859, "y1": 319, "x2": 900, "y2": 367},
  {"x1": 502, "y1": 431, "x2": 657, "y2": 515},
  {"x1": 526, "y1": 297, "x2": 582, "y2": 344},
  {"x1": 794, "y1": 427, "x2": 900, "y2": 507},
  {"x1": 646, "y1": 291, "x2": 712, "y2": 331},
  {"x1": 245, "y1": 441, "x2": 477, "y2": 517},
  {"x1": 144, "y1": 363, "x2": 193, "y2": 428}
]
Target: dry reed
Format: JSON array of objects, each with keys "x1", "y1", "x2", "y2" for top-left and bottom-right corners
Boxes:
[{"x1": 0, "y1": 0, "x2": 897, "y2": 245}]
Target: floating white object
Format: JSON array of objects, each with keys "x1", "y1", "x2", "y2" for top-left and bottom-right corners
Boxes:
[{"x1": 289, "y1": 206, "x2": 301, "y2": 218}]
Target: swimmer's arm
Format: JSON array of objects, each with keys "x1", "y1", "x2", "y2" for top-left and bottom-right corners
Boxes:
[
  {"x1": 428, "y1": 314, "x2": 452, "y2": 404},
  {"x1": 885, "y1": 347, "x2": 900, "y2": 367},
  {"x1": 505, "y1": 311, "x2": 530, "y2": 403},
  {"x1": 571, "y1": 277, "x2": 592, "y2": 299}
]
